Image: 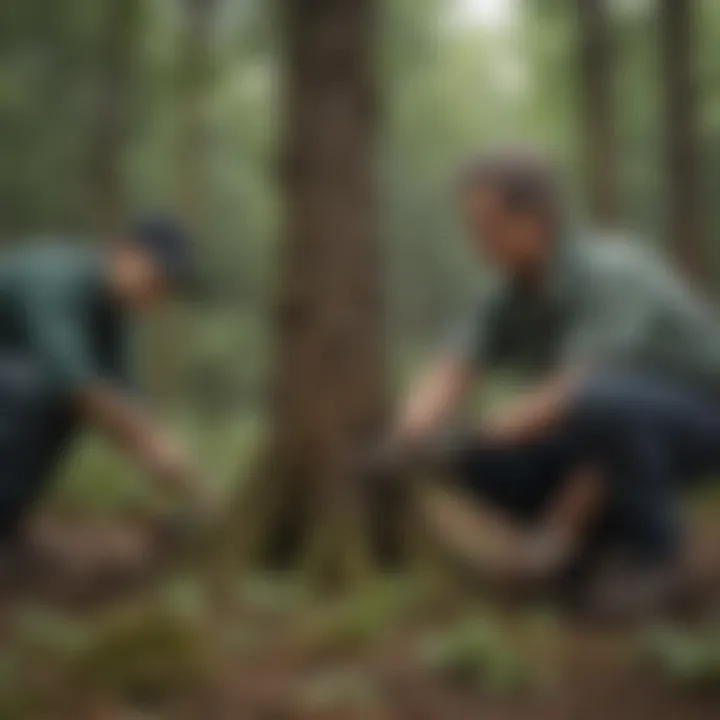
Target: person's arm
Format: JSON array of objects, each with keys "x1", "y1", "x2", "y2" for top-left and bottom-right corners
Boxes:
[
  {"x1": 395, "y1": 286, "x2": 502, "y2": 445},
  {"x1": 360, "y1": 355, "x2": 475, "y2": 487},
  {"x1": 22, "y1": 284, "x2": 210, "y2": 510},
  {"x1": 480, "y1": 367, "x2": 586, "y2": 446},
  {"x1": 77, "y1": 383, "x2": 205, "y2": 505},
  {"x1": 395, "y1": 355, "x2": 474, "y2": 444},
  {"x1": 481, "y1": 245, "x2": 671, "y2": 447}
]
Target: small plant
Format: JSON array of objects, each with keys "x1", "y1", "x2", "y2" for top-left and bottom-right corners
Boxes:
[
  {"x1": 298, "y1": 578, "x2": 422, "y2": 654},
  {"x1": 1, "y1": 608, "x2": 92, "y2": 718},
  {"x1": 299, "y1": 667, "x2": 379, "y2": 714},
  {"x1": 71, "y1": 608, "x2": 208, "y2": 704},
  {"x1": 641, "y1": 625, "x2": 720, "y2": 689},
  {"x1": 66, "y1": 581, "x2": 211, "y2": 705},
  {"x1": 420, "y1": 616, "x2": 534, "y2": 694}
]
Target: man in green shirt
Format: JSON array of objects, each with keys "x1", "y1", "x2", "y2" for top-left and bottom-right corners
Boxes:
[
  {"x1": 0, "y1": 216, "x2": 210, "y2": 566},
  {"x1": 390, "y1": 149, "x2": 720, "y2": 613}
]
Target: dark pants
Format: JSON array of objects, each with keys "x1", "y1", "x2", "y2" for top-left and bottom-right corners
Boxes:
[
  {"x1": 452, "y1": 371, "x2": 720, "y2": 568},
  {"x1": 0, "y1": 357, "x2": 77, "y2": 540}
]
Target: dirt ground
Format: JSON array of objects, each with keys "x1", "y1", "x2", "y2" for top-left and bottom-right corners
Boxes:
[{"x1": 2, "y1": 512, "x2": 720, "y2": 720}]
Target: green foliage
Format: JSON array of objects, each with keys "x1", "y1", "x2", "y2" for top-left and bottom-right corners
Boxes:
[
  {"x1": 299, "y1": 668, "x2": 380, "y2": 715},
  {"x1": 2, "y1": 582, "x2": 211, "y2": 711},
  {"x1": 297, "y1": 578, "x2": 424, "y2": 654},
  {"x1": 236, "y1": 573, "x2": 311, "y2": 614},
  {"x1": 49, "y1": 410, "x2": 260, "y2": 514},
  {"x1": 641, "y1": 625, "x2": 720, "y2": 688},
  {"x1": 420, "y1": 616, "x2": 535, "y2": 694},
  {"x1": 11, "y1": 606, "x2": 91, "y2": 662},
  {"x1": 52, "y1": 435, "x2": 157, "y2": 514},
  {"x1": 0, "y1": 608, "x2": 92, "y2": 718},
  {"x1": 71, "y1": 606, "x2": 209, "y2": 700},
  {"x1": 4, "y1": 0, "x2": 714, "y2": 407}
]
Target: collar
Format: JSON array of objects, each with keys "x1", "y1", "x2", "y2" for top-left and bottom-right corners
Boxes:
[
  {"x1": 503, "y1": 223, "x2": 580, "y2": 306},
  {"x1": 540, "y1": 224, "x2": 582, "y2": 305}
]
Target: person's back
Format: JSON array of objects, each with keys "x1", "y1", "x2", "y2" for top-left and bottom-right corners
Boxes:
[
  {"x1": 555, "y1": 233, "x2": 720, "y2": 392},
  {"x1": 0, "y1": 243, "x2": 129, "y2": 396},
  {"x1": 0, "y1": 220, "x2": 213, "y2": 579}
]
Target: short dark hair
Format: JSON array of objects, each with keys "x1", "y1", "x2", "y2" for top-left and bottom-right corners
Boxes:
[{"x1": 457, "y1": 147, "x2": 560, "y2": 216}]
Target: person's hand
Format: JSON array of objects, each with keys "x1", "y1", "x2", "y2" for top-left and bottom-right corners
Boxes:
[
  {"x1": 515, "y1": 527, "x2": 576, "y2": 582},
  {"x1": 146, "y1": 435, "x2": 194, "y2": 488},
  {"x1": 480, "y1": 405, "x2": 531, "y2": 446},
  {"x1": 144, "y1": 435, "x2": 220, "y2": 518},
  {"x1": 480, "y1": 371, "x2": 585, "y2": 447}
]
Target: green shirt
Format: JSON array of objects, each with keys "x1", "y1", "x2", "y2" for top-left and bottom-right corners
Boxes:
[
  {"x1": 454, "y1": 230, "x2": 720, "y2": 391},
  {"x1": 0, "y1": 244, "x2": 130, "y2": 397}
]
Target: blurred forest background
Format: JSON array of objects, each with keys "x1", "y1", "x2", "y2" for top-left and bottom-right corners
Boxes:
[
  {"x1": 7, "y1": 0, "x2": 718, "y2": 419},
  {"x1": 4, "y1": 0, "x2": 718, "y2": 501},
  {"x1": 3, "y1": 0, "x2": 720, "y2": 718}
]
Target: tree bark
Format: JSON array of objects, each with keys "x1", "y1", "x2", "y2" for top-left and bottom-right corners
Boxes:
[
  {"x1": 244, "y1": 0, "x2": 384, "y2": 585},
  {"x1": 177, "y1": 0, "x2": 216, "y2": 230},
  {"x1": 660, "y1": 0, "x2": 705, "y2": 283},
  {"x1": 148, "y1": 0, "x2": 217, "y2": 409},
  {"x1": 88, "y1": 0, "x2": 139, "y2": 236},
  {"x1": 576, "y1": 0, "x2": 617, "y2": 224}
]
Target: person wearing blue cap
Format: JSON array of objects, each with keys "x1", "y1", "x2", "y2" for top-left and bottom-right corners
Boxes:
[{"x1": 0, "y1": 215, "x2": 211, "y2": 578}]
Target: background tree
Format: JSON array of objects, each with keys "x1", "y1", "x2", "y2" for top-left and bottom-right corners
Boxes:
[
  {"x1": 236, "y1": 0, "x2": 383, "y2": 584},
  {"x1": 660, "y1": 0, "x2": 705, "y2": 281},
  {"x1": 87, "y1": 0, "x2": 141, "y2": 235},
  {"x1": 576, "y1": 0, "x2": 617, "y2": 223},
  {"x1": 150, "y1": 0, "x2": 219, "y2": 407},
  {"x1": 176, "y1": 0, "x2": 217, "y2": 231}
]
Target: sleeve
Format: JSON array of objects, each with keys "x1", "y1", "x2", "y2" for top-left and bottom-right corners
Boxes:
[
  {"x1": 560, "y1": 248, "x2": 670, "y2": 368},
  {"x1": 21, "y1": 282, "x2": 98, "y2": 397}
]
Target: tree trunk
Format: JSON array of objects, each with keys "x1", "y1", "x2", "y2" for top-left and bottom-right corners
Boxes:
[
  {"x1": 177, "y1": 0, "x2": 216, "y2": 229},
  {"x1": 149, "y1": 0, "x2": 217, "y2": 409},
  {"x1": 660, "y1": 0, "x2": 705, "y2": 283},
  {"x1": 239, "y1": 0, "x2": 384, "y2": 586},
  {"x1": 576, "y1": 0, "x2": 617, "y2": 223},
  {"x1": 88, "y1": 0, "x2": 139, "y2": 236}
]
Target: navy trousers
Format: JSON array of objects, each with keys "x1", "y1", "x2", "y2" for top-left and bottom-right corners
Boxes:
[
  {"x1": 452, "y1": 371, "x2": 720, "y2": 567},
  {"x1": 0, "y1": 357, "x2": 77, "y2": 540}
]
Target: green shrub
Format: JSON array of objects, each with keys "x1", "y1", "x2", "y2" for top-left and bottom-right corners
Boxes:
[
  {"x1": 641, "y1": 625, "x2": 720, "y2": 689},
  {"x1": 298, "y1": 578, "x2": 423, "y2": 654},
  {"x1": 420, "y1": 616, "x2": 534, "y2": 694}
]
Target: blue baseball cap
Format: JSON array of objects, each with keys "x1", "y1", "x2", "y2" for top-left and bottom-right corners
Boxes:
[{"x1": 128, "y1": 215, "x2": 196, "y2": 293}]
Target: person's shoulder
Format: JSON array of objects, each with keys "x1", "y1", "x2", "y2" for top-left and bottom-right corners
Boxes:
[
  {"x1": 4, "y1": 241, "x2": 98, "y2": 291},
  {"x1": 580, "y1": 229, "x2": 667, "y2": 281}
]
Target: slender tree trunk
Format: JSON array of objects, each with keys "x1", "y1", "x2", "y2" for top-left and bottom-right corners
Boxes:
[
  {"x1": 660, "y1": 0, "x2": 705, "y2": 282},
  {"x1": 241, "y1": 0, "x2": 383, "y2": 584},
  {"x1": 177, "y1": 0, "x2": 216, "y2": 229},
  {"x1": 148, "y1": 0, "x2": 217, "y2": 408},
  {"x1": 88, "y1": 0, "x2": 139, "y2": 236},
  {"x1": 576, "y1": 0, "x2": 617, "y2": 223}
]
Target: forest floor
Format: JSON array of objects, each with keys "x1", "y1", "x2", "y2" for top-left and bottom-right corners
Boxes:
[{"x1": 1, "y1": 507, "x2": 720, "y2": 720}]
